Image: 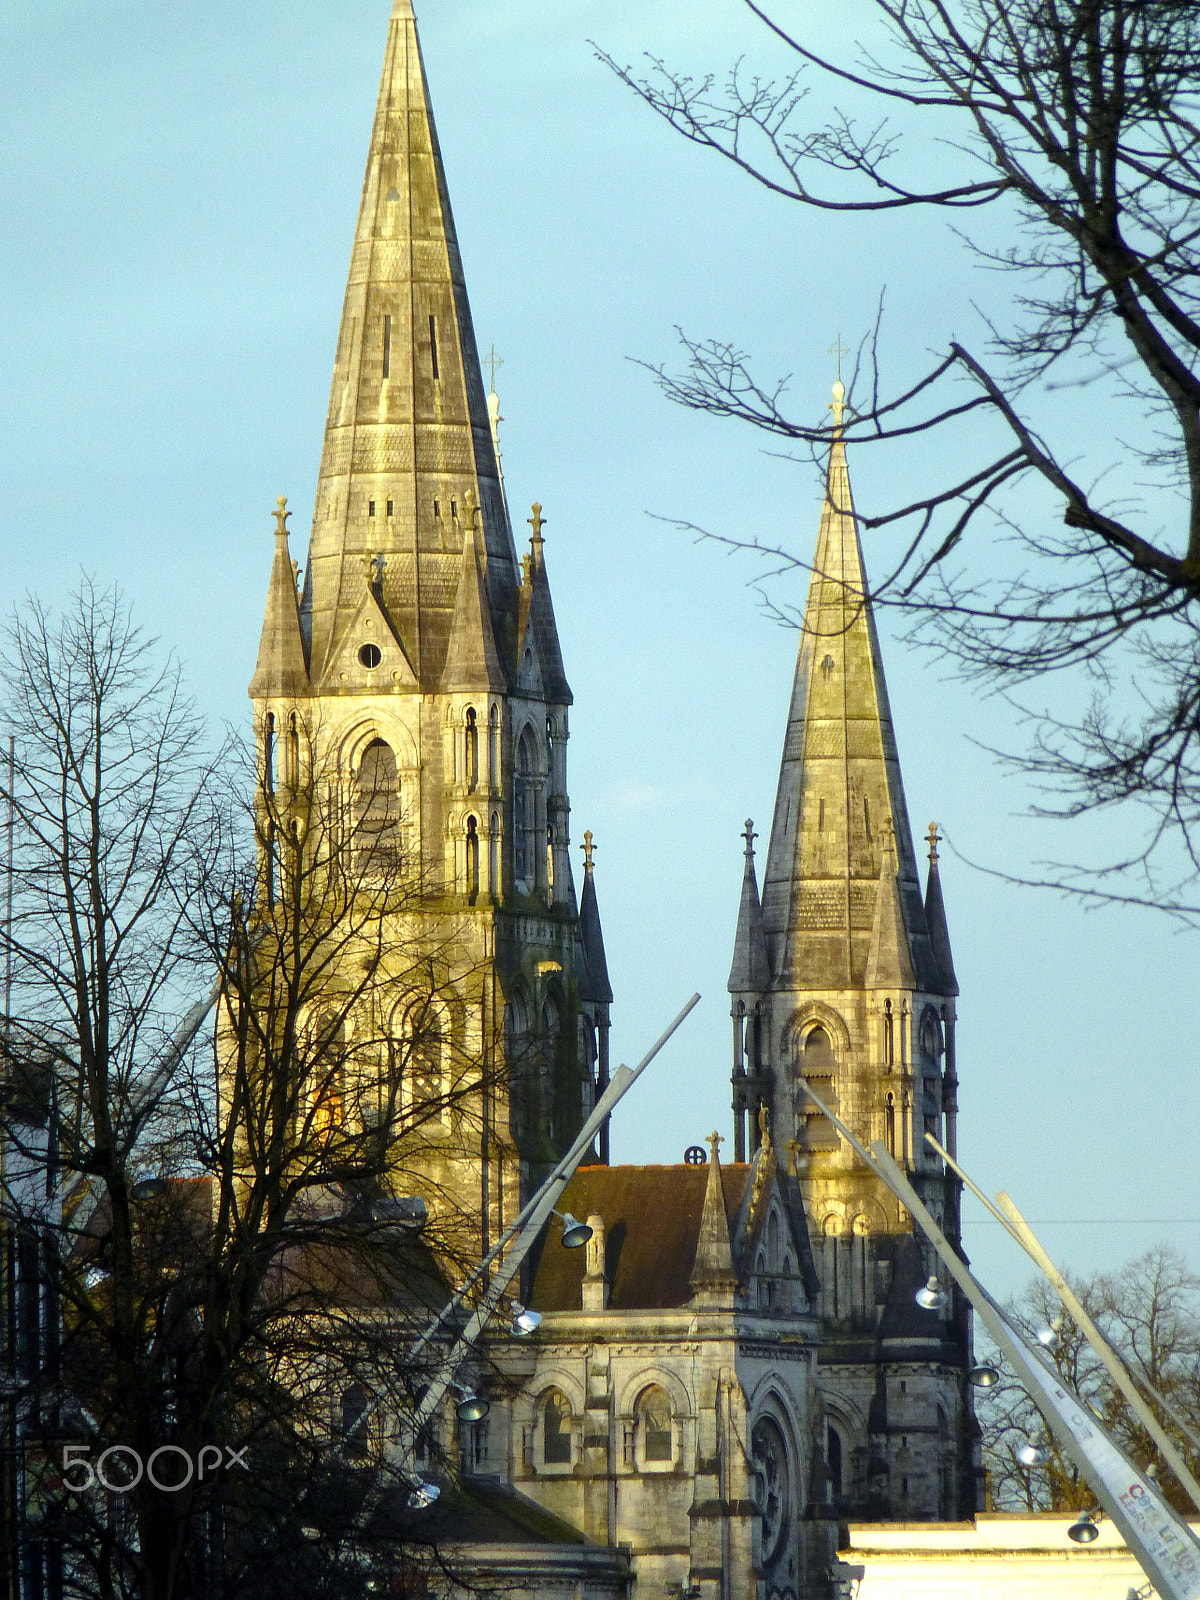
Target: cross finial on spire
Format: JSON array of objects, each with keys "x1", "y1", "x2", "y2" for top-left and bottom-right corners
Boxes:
[
  {"x1": 273, "y1": 496, "x2": 291, "y2": 539},
  {"x1": 742, "y1": 818, "x2": 757, "y2": 859},
  {"x1": 485, "y1": 344, "x2": 504, "y2": 394},
  {"x1": 582, "y1": 830, "x2": 596, "y2": 874},
  {"x1": 829, "y1": 333, "x2": 850, "y2": 379},
  {"x1": 706, "y1": 1130, "x2": 724, "y2": 1164},
  {"x1": 927, "y1": 821, "x2": 941, "y2": 865}
]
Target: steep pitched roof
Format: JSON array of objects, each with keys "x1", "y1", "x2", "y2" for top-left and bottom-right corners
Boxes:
[
  {"x1": 528, "y1": 1164, "x2": 752, "y2": 1312},
  {"x1": 518, "y1": 519, "x2": 572, "y2": 703},
  {"x1": 440, "y1": 502, "x2": 507, "y2": 692},
  {"x1": 576, "y1": 839, "x2": 613, "y2": 1005},
  {"x1": 249, "y1": 500, "x2": 310, "y2": 699},
  {"x1": 923, "y1": 827, "x2": 959, "y2": 997},
  {"x1": 865, "y1": 833, "x2": 918, "y2": 990},
  {"x1": 300, "y1": 2, "x2": 519, "y2": 686},
  {"x1": 760, "y1": 385, "x2": 932, "y2": 992},
  {"x1": 727, "y1": 819, "x2": 771, "y2": 994}
]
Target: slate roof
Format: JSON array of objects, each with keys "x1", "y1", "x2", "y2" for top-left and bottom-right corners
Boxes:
[{"x1": 528, "y1": 1163, "x2": 753, "y2": 1312}]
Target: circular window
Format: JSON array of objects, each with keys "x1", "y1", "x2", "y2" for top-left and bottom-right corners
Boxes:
[{"x1": 358, "y1": 643, "x2": 382, "y2": 669}]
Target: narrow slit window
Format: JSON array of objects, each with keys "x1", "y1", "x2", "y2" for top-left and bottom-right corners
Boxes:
[
  {"x1": 818, "y1": 797, "x2": 825, "y2": 832},
  {"x1": 864, "y1": 795, "x2": 872, "y2": 838},
  {"x1": 429, "y1": 314, "x2": 440, "y2": 380},
  {"x1": 368, "y1": 501, "x2": 376, "y2": 518},
  {"x1": 386, "y1": 499, "x2": 394, "y2": 518},
  {"x1": 433, "y1": 498, "x2": 441, "y2": 519},
  {"x1": 382, "y1": 314, "x2": 392, "y2": 379}
]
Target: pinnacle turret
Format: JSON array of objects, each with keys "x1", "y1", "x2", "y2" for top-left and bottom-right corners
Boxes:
[
  {"x1": 690, "y1": 1132, "x2": 738, "y2": 1298},
  {"x1": 248, "y1": 498, "x2": 310, "y2": 700},
  {"x1": 577, "y1": 832, "x2": 613, "y2": 1006},
  {"x1": 441, "y1": 495, "x2": 507, "y2": 692},
  {"x1": 923, "y1": 823, "x2": 959, "y2": 997},
  {"x1": 727, "y1": 819, "x2": 771, "y2": 994}
]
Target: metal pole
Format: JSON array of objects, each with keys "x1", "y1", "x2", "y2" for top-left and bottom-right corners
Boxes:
[
  {"x1": 4, "y1": 735, "x2": 13, "y2": 1019},
  {"x1": 927, "y1": 1132, "x2": 1200, "y2": 1516}
]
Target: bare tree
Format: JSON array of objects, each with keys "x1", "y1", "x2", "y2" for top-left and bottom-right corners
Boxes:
[
  {"x1": 979, "y1": 1248, "x2": 1200, "y2": 1511},
  {"x1": 0, "y1": 584, "x2": 507, "y2": 1600},
  {"x1": 600, "y1": 0, "x2": 1200, "y2": 914}
]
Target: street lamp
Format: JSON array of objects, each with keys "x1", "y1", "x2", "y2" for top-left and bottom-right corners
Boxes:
[
  {"x1": 1068, "y1": 1509, "x2": 1101, "y2": 1544},
  {"x1": 969, "y1": 1362, "x2": 1000, "y2": 1388}
]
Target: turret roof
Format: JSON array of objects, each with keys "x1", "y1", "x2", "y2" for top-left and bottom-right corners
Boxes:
[
  {"x1": 728, "y1": 819, "x2": 771, "y2": 994},
  {"x1": 249, "y1": 498, "x2": 310, "y2": 699}
]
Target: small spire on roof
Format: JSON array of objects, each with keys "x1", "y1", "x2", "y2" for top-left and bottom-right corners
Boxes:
[
  {"x1": 273, "y1": 496, "x2": 291, "y2": 539},
  {"x1": 582, "y1": 830, "x2": 596, "y2": 875},
  {"x1": 706, "y1": 1129, "x2": 724, "y2": 1165},
  {"x1": 927, "y1": 821, "x2": 941, "y2": 865}
]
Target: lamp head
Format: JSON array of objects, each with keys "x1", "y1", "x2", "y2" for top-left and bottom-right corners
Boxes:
[
  {"x1": 915, "y1": 1274, "x2": 948, "y2": 1311},
  {"x1": 405, "y1": 1480, "x2": 440, "y2": 1511},
  {"x1": 969, "y1": 1362, "x2": 1000, "y2": 1389},
  {"x1": 559, "y1": 1211, "x2": 593, "y2": 1249},
  {"x1": 1068, "y1": 1510, "x2": 1100, "y2": 1544},
  {"x1": 454, "y1": 1387, "x2": 490, "y2": 1424},
  {"x1": 1017, "y1": 1438, "x2": 1048, "y2": 1467},
  {"x1": 511, "y1": 1302, "x2": 542, "y2": 1336}
]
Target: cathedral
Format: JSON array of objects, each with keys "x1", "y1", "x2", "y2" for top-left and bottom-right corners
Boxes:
[{"x1": 245, "y1": 4, "x2": 984, "y2": 1596}]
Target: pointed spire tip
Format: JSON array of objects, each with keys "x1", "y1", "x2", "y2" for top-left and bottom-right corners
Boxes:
[{"x1": 391, "y1": 0, "x2": 416, "y2": 19}]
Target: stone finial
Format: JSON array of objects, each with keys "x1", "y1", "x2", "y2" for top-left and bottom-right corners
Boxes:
[
  {"x1": 758, "y1": 1101, "x2": 772, "y2": 1154},
  {"x1": 829, "y1": 378, "x2": 846, "y2": 431},
  {"x1": 706, "y1": 1130, "x2": 724, "y2": 1165},
  {"x1": 785, "y1": 1137, "x2": 800, "y2": 1177},
  {"x1": 528, "y1": 502, "x2": 546, "y2": 548},
  {"x1": 582, "y1": 830, "x2": 596, "y2": 874},
  {"x1": 742, "y1": 819, "x2": 756, "y2": 860},
  {"x1": 582, "y1": 1212, "x2": 608, "y2": 1311},
  {"x1": 291, "y1": 559, "x2": 300, "y2": 591},
  {"x1": 362, "y1": 551, "x2": 376, "y2": 588},
  {"x1": 927, "y1": 821, "x2": 941, "y2": 865},
  {"x1": 273, "y1": 496, "x2": 291, "y2": 539},
  {"x1": 462, "y1": 487, "x2": 478, "y2": 532},
  {"x1": 881, "y1": 813, "x2": 896, "y2": 864}
]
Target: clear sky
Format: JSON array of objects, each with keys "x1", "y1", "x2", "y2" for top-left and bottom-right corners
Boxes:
[{"x1": 1, "y1": 0, "x2": 1195, "y2": 1303}]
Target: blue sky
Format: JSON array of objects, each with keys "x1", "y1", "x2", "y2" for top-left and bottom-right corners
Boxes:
[{"x1": 1, "y1": 0, "x2": 1195, "y2": 1301}]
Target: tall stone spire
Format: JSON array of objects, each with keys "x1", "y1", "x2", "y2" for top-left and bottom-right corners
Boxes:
[
  {"x1": 301, "y1": 0, "x2": 516, "y2": 686},
  {"x1": 760, "y1": 381, "x2": 932, "y2": 992}
]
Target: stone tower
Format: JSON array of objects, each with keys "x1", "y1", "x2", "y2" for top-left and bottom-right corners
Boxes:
[
  {"x1": 247, "y1": 0, "x2": 602, "y2": 1246},
  {"x1": 727, "y1": 383, "x2": 981, "y2": 1520}
]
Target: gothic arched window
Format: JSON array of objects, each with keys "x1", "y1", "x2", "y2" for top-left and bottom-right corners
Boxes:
[
  {"x1": 308, "y1": 1008, "x2": 346, "y2": 1136},
  {"x1": 354, "y1": 739, "x2": 402, "y2": 869},
  {"x1": 402, "y1": 999, "x2": 445, "y2": 1122},
  {"x1": 488, "y1": 704, "x2": 500, "y2": 786},
  {"x1": 798, "y1": 1025, "x2": 839, "y2": 1149},
  {"x1": 466, "y1": 814, "x2": 479, "y2": 901},
  {"x1": 542, "y1": 1391, "x2": 572, "y2": 1465},
  {"x1": 827, "y1": 1423, "x2": 844, "y2": 1500},
  {"x1": 465, "y1": 707, "x2": 478, "y2": 791},
  {"x1": 341, "y1": 1384, "x2": 370, "y2": 1460},
  {"x1": 264, "y1": 712, "x2": 276, "y2": 794},
  {"x1": 636, "y1": 1386, "x2": 673, "y2": 1464},
  {"x1": 513, "y1": 727, "x2": 537, "y2": 886},
  {"x1": 489, "y1": 810, "x2": 499, "y2": 896}
]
